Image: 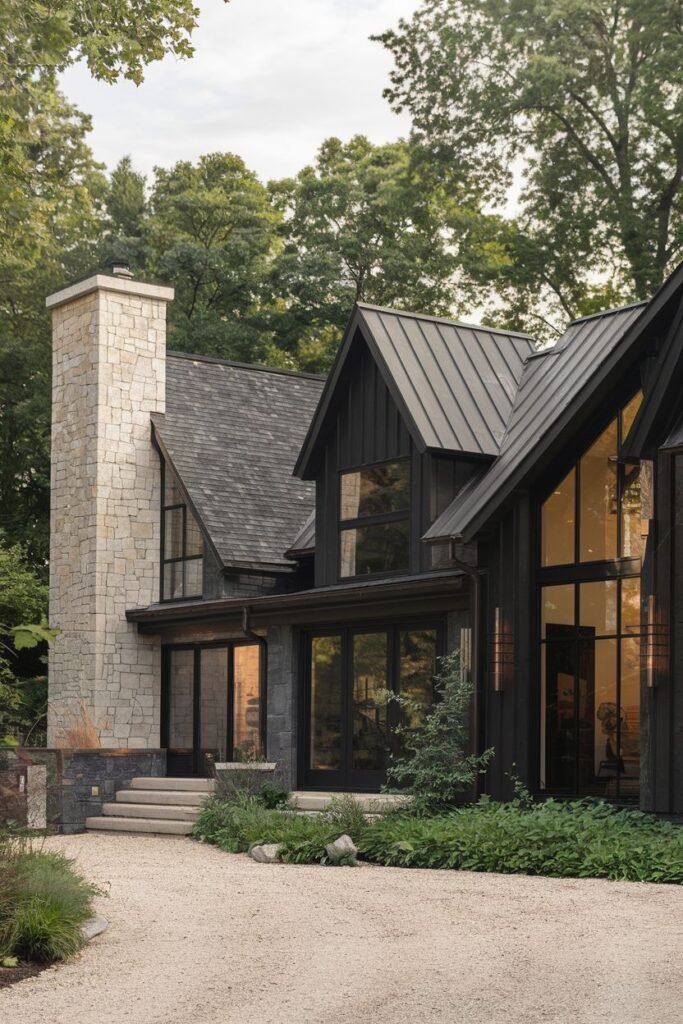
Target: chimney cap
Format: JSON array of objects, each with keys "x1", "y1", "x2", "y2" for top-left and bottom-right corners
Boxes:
[{"x1": 110, "y1": 260, "x2": 133, "y2": 279}]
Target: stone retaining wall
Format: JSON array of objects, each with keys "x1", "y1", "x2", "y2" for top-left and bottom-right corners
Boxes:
[{"x1": 4, "y1": 747, "x2": 166, "y2": 833}]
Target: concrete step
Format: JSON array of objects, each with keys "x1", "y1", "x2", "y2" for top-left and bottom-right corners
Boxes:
[
  {"x1": 288, "y1": 791, "x2": 412, "y2": 813},
  {"x1": 116, "y1": 789, "x2": 208, "y2": 807},
  {"x1": 102, "y1": 802, "x2": 200, "y2": 822},
  {"x1": 85, "y1": 816, "x2": 193, "y2": 836},
  {"x1": 129, "y1": 777, "x2": 216, "y2": 793}
]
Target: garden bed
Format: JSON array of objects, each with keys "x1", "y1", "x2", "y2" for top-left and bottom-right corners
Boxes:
[{"x1": 193, "y1": 792, "x2": 683, "y2": 884}]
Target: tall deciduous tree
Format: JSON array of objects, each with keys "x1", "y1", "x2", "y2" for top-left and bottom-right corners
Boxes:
[
  {"x1": 268, "y1": 135, "x2": 492, "y2": 370},
  {"x1": 377, "y1": 0, "x2": 683, "y2": 330},
  {"x1": 0, "y1": 0, "x2": 218, "y2": 568},
  {"x1": 146, "y1": 153, "x2": 280, "y2": 361}
]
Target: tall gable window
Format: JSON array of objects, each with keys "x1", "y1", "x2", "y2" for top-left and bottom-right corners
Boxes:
[
  {"x1": 339, "y1": 460, "x2": 410, "y2": 578},
  {"x1": 161, "y1": 460, "x2": 204, "y2": 601},
  {"x1": 538, "y1": 391, "x2": 644, "y2": 800},
  {"x1": 541, "y1": 391, "x2": 644, "y2": 567}
]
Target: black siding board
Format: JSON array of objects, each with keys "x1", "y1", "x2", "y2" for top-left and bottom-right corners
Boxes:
[
  {"x1": 652, "y1": 451, "x2": 673, "y2": 812},
  {"x1": 672, "y1": 454, "x2": 683, "y2": 811},
  {"x1": 512, "y1": 495, "x2": 533, "y2": 790}
]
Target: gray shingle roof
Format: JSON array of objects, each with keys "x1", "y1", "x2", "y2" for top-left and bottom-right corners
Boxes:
[
  {"x1": 425, "y1": 302, "x2": 647, "y2": 542},
  {"x1": 154, "y1": 353, "x2": 325, "y2": 571}
]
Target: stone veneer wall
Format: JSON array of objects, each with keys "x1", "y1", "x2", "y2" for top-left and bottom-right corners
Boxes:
[
  {"x1": 265, "y1": 625, "x2": 297, "y2": 790},
  {"x1": 9, "y1": 748, "x2": 166, "y2": 833},
  {"x1": 47, "y1": 275, "x2": 174, "y2": 749}
]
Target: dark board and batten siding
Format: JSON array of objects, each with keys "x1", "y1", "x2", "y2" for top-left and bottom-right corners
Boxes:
[
  {"x1": 315, "y1": 346, "x2": 413, "y2": 586},
  {"x1": 314, "y1": 342, "x2": 481, "y2": 586}
]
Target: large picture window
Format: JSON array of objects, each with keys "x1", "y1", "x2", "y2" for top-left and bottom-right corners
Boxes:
[
  {"x1": 541, "y1": 391, "x2": 643, "y2": 567},
  {"x1": 161, "y1": 459, "x2": 204, "y2": 601},
  {"x1": 339, "y1": 460, "x2": 410, "y2": 578},
  {"x1": 538, "y1": 392, "x2": 644, "y2": 800}
]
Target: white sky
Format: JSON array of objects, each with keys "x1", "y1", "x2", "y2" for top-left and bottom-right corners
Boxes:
[{"x1": 60, "y1": 0, "x2": 421, "y2": 183}]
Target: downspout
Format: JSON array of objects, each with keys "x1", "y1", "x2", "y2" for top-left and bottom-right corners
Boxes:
[
  {"x1": 241, "y1": 605, "x2": 268, "y2": 759},
  {"x1": 449, "y1": 539, "x2": 487, "y2": 796}
]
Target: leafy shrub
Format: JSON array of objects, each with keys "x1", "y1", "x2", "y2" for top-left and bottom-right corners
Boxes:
[
  {"x1": 360, "y1": 798, "x2": 683, "y2": 883},
  {"x1": 257, "y1": 783, "x2": 290, "y2": 809},
  {"x1": 383, "y1": 652, "x2": 494, "y2": 814},
  {"x1": 0, "y1": 832, "x2": 97, "y2": 962},
  {"x1": 193, "y1": 792, "x2": 369, "y2": 864}
]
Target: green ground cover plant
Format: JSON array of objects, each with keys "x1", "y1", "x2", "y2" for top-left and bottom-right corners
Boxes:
[
  {"x1": 361, "y1": 798, "x2": 683, "y2": 883},
  {"x1": 193, "y1": 792, "x2": 369, "y2": 864},
  {"x1": 195, "y1": 791, "x2": 683, "y2": 883},
  {"x1": 0, "y1": 833, "x2": 97, "y2": 963}
]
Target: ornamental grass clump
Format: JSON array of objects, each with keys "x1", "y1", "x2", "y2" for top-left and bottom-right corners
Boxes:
[{"x1": 0, "y1": 832, "x2": 97, "y2": 963}]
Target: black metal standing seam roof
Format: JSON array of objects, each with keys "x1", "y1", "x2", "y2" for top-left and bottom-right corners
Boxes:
[
  {"x1": 154, "y1": 353, "x2": 325, "y2": 571},
  {"x1": 425, "y1": 302, "x2": 647, "y2": 542},
  {"x1": 294, "y1": 303, "x2": 537, "y2": 478},
  {"x1": 357, "y1": 305, "x2": 536, "y2": 457}
]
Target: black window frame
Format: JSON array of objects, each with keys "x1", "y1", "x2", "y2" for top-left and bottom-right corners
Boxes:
[
  {"x1": 337, "y1": 457, "x2": 411, "y2": 581},
  {"x1": 536, "y1": 393, "x2": 645, "y2": 802},
  {"x1": 299, "y1": 616, "x2": 446, "y2": 791},
  {"x1": 161, "y1": 640, "x2": 266, "y2": 777},
  {"x1": 160, "y1": 457, "x2": 205, "y2": 603}
]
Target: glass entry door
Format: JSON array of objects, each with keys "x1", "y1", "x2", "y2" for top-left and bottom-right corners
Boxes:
[
  {"x1": 163, "y1": 642, "x2": 263, "y2": 776},
  {"x1": 303, "y1": 623, "x2": 442, "y2": 791}
]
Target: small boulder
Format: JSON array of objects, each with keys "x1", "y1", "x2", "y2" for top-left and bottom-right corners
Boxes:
[
  {"x1": 325, "y1": 834, "x2": 358, "y2": 865},
  {"x1": 249, "y1": 843, "x2": 282, "y2": 863}
]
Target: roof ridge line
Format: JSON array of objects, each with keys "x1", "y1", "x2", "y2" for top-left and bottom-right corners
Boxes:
[
  {"x1": 167, "y1": 350, "x2": 327, "y2": 382},
  {"x1": 356, "y1": 302, "x2": 537, "y2": 342},
  {"x1": 567, "y1": 300, "x2": 647, "y2": 326}
]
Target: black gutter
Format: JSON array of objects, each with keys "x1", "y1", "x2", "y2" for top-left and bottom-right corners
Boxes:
[{"x1": 126, "y1": 571, "x2": 466, "y2": 627}]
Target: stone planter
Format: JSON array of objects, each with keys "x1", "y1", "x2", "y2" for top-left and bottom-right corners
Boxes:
[{"x1": 214, "y1": 762, "x2": 278, "y2": 799}]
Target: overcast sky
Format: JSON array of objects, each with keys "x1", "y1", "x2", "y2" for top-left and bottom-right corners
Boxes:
[{"x1": 60, "y1": 0, "x2": 421, "y2": 183}]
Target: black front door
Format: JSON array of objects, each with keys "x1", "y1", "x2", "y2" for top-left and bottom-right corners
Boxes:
[
  {"x1": 162, "y1": 642, "x2": 263, "y2": 777},
  {"x1": 302, "y1": 622, "x2": 443, "y2": 791}
]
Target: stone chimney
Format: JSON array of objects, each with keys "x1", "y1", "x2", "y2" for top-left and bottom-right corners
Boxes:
[{"x1": 46, "y1": 271, "x2": 174, "y2": 748}]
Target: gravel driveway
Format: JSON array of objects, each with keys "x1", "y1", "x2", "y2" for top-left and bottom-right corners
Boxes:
[{"x1": 2, "y1": 833, "x2": 683, "y2": 1024}]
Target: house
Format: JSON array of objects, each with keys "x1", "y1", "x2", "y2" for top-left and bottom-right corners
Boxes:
[{"x1": 44, "y1": 260, "x2": 683, "y2": 820}]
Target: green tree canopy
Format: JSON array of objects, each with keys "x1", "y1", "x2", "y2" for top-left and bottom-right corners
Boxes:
[
  {"x1": 0, "y1": 0, "x2": 201, "y2": 85},
  {"x1": 268, "y1": 135, "x2": 493, "y2": 370},
  {"x1": 0, "y1": 78, "x2": 107, "y2": 566},
  {"x1": 377, "y1": 0, "x2": 683, "y2": 331},
  {"x1": 146, "y1": 152, "x2": 279, "y2": 361},
  {"x1": 0, "y1": 540, "x2": 49, "y2": 744}
]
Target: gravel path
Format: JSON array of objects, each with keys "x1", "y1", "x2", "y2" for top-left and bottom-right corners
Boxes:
[{"x1": 2, "y1": 833, "x2": 683, "y2": 1024}]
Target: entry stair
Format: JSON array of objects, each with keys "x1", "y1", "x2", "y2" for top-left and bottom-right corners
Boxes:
[
  {"x1": 85, "y1": 779, "x2": 410, "y2": 835},
  {"x1": 85, "y1": 777, "x2": 215, "y2": 836}
]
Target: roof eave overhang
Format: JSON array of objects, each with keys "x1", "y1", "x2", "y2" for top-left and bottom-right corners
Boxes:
[
  {"x1": 126, "y1": 571, "x2": 466, "y2": 633},
  {"x1": 621, "y1": 290, "x2": 683, "y2": 460}
]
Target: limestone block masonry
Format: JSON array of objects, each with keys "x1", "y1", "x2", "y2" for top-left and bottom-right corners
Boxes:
[{"x1": 46, "y1": 274, "x2": 174, "y2": 749}]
